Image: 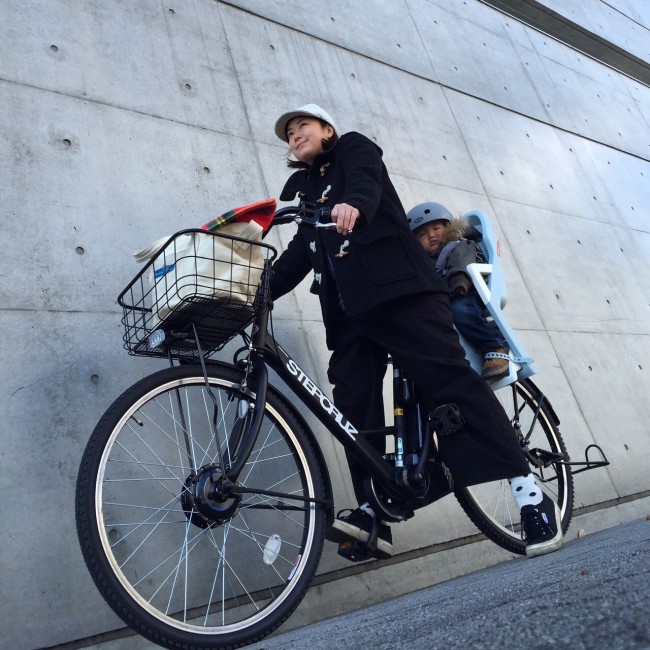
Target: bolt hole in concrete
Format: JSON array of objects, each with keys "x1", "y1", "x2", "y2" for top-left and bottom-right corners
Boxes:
[
  {"x1": 203, "y1": 167, "x2": 210, "y2": 174},
  {"x1": 168, "y1": 8, "x2": 175, "y2": 14},
  {"x1": 76, "y1": 246, "x2": 85, "y2": 255},
  {"x1": 185, "y1": 83, "x2": 192, "y2": 90},
  {"x1": 63, "y1": 138, "x2": 72, "y2": 146},
  {"x1": 50, "y1": 44, "x2": 58, "y2": 52},
  {"x1": 91, "y1": 374, "x2": 100, "y2": 385}
]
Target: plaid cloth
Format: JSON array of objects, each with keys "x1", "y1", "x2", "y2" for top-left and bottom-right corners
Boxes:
[{"x1": 201, "y1": 198, "x2": 276, "y2": 233}]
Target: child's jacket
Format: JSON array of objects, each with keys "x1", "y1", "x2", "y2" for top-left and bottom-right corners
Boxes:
[{"x1": 430, "y1": 217, "x2": 483, "y2": 295}]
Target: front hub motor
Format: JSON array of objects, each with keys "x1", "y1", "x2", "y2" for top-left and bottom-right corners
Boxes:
[{"x1": 181, "y1": 465, "x2": 241, "y2": 529}]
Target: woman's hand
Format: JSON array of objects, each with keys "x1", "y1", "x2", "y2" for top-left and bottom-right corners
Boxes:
[{"x1": 331, "y1": 203, "x2": 360, "y2": 235}]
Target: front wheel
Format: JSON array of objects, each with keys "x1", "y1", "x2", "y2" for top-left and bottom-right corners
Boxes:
[
  {"x1": 76, "y1": 363, "x2": 327, "y2": 649},
  {"x1": 455, "y1": 378, "x2": 574, "y2": 555}
]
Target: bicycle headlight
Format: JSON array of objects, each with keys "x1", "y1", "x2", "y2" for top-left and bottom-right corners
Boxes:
[{"x1": 147, "y1": 329, "x2": 166, "y2": 349}]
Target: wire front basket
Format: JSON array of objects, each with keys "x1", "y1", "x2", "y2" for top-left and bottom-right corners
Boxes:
[{"x1": 118, "y1": 228, "x2": 277, "y2": 359}]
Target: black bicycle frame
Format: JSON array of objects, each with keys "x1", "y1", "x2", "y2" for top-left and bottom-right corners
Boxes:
[
  {"x1": 221, "y1": 299, "x2": 400, "y2": 491},
  {"x1": 262, "y1": 333, "x2": 396, "y2": 486}
]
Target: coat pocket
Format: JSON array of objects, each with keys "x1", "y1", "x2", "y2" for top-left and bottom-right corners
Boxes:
[{"x1": 353, "y1": 228, "x2": 418, "y2": 284}]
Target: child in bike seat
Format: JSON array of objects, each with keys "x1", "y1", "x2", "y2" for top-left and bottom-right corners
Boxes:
[{"x1": 407, "y1": 202, "x2": 509, "y2": 381}]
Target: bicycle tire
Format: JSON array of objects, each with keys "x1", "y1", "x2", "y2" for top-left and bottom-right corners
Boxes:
[
  {"x1": 454, "y1": 378, "x2": 574, "y2": 555},
  {"x1": 76, "y1": 363, "x2": 327, "y2": 650}
]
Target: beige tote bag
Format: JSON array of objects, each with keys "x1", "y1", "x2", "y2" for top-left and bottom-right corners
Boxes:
[{"x1": 133, "y1": 221, "x2": 264, "y2": 327}]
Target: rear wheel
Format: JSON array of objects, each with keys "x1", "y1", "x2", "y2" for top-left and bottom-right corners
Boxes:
[
  {"x1": 455, "y1": 378, "x2": 573, "y2": 554},
  {"x1": 76, "y1": 363, "x2": 327, "y2": 649}
]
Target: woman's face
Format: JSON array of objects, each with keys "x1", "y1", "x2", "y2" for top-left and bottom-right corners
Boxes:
[{"x1": 286, "y1": 116, "x2": 334, "y2": 164}]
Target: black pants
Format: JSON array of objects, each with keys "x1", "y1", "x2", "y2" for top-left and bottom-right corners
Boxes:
[{"x1": 327, "y1": 291, "x2": 530, "y2": 505}]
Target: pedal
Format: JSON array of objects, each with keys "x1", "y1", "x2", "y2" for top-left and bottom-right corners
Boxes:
[
  {"x1": 337, "y1": 540, "x2": 376, "y2": 563},
  {"x1": 337, "y1": 514, "x2": 387, "y2": 562},
  {"x1": 429, "y1": 403, "x2": 465, "y2": 437}
]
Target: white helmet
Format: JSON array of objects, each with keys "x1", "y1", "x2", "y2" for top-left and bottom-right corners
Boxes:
[
  {"x1": 406, "y1": 202, "x2": 453, "y2": 231},
  {"x1": 274, "y1": 104, "x2": 337, "y2": 142}
]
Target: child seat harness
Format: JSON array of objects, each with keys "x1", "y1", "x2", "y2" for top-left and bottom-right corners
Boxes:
[
  {"x1": 435, "y1": 239, "x2": 487, "y2": 277},
  {"x1": 435, "y1": 240, "x2": 462, "y2": 276}
]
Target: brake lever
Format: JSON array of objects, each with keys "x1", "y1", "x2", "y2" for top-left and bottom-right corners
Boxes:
[{"x1": 294, "y1": 204, "x2": 334, "y2": 228}]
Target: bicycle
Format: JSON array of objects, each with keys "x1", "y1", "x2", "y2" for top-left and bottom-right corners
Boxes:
[{"x1": 75, "y1": 201, "x2": 608, "y2": 650}]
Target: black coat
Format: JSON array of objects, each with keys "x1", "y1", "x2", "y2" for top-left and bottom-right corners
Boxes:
[
  {"x1": 270, "y1": 132, "x2": 446, "y2": 347},
  {"x1": 270, "y1": 132, "x2": 531, "y2": 494}
]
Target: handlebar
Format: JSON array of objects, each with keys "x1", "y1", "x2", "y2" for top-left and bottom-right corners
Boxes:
[{"x1": 270, "y1": 202, "x2": 334, "y2": 229}]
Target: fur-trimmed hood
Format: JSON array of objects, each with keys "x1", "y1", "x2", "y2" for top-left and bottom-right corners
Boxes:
[{"x1": 443, "y1": 216, "x2": 469, "y2": 243}]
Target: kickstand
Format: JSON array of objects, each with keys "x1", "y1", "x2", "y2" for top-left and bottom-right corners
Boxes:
[{"x1": 337, "y1": 516, "x2": 380, "y2": 563}]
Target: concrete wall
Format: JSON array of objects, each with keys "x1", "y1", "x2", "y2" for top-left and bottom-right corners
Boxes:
[
  {"x1": 543, "y1": 0, "x2": 650, "y2": 61},
  {"x1": 1, "y1": 1, "x2": 649, "y2": 647}
]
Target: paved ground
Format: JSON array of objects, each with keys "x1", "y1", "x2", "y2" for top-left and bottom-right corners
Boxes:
[
  {"x1": 243, "y1": 518, "x2": 650, "y2": 650},
  {"x1": 82, "y1": 519, "x2": 649, "y2": 650}
]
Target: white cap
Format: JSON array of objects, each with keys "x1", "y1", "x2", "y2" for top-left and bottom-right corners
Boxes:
[{"x1": 274, "y1": 103, "x2": 337, "y2": 142}]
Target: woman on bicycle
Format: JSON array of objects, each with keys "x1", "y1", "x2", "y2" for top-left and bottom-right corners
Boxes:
[{"x1": 270, "y1": 103, "x2": 562, "y2": 559}]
